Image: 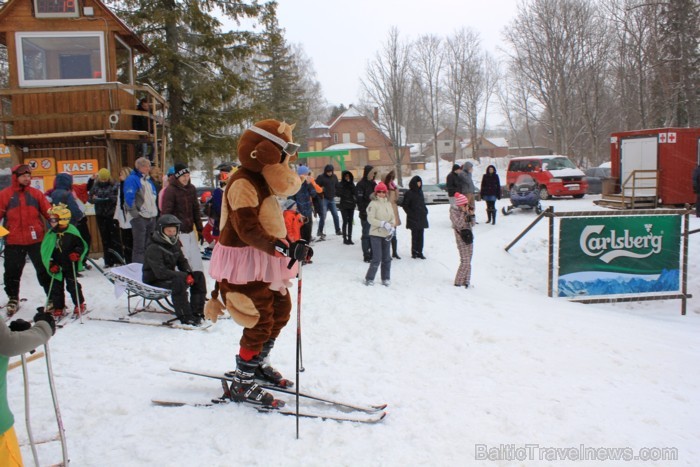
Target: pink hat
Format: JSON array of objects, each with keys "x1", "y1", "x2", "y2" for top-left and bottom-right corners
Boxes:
[
  {"x1": 374, "y1": 182, "x2": 388, "y2": 193},
  {"x1": 454, "y1": 192, "x2": 469, "y2": 206}
]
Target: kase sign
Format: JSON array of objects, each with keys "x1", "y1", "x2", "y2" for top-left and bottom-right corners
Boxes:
[{"x1": 58, "y1": 159, "x2": 98, "y2": 175}]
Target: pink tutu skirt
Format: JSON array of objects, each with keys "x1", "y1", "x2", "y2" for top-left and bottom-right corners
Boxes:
[{"x1": 209, "y1": 243, "x2": 298, "y2": 293}]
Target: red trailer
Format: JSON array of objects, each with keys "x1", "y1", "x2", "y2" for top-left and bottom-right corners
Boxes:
[{"x1": 610, "y1": 127, "x2": 700, "y2": 206}]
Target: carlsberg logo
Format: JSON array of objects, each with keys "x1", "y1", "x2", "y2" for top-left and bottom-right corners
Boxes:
[{"x1": 580, "y1": 224, "x2": 663, "y2": 263}]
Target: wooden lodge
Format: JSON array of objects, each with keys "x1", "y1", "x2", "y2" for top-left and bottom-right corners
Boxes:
[{"x1": 0, "y1": 0, "x2": 168, "y2": 254}]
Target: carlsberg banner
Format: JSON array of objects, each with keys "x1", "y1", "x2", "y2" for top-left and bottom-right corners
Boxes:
[{"x1": 558, "y1": 215, "x2": 681, "y2": 298}]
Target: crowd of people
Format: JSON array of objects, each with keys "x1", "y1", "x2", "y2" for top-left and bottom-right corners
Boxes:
[{"x1": 0, "y1": 159, "x2": 492, "y2": 323}]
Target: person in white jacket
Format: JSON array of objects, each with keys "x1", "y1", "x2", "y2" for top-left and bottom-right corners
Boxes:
[{"x1": 364, "y1": 182, "x2": 396, "y2": 287}]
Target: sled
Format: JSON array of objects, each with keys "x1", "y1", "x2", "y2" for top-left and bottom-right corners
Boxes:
[{"x1": 95, "y1": 261, "x2": 175, "y2": 315}]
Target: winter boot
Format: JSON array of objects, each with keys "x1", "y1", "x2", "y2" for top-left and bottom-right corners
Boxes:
[
  {"x1": 486, "y1": 209, "x2": 492, "y2": 223},
  {"x1": 255, "y1": 338, "x2": 294, "y2": 388},
  {"x1": 228, "y1": 355, "x2": 283, "y2": 407},
  {"x1": 491, "y1": 209, "x2": 497, "y2": 225},
  {"x1": 52, "y1": 307, "x2": 67, "y2": 319},
  {"x1": 5, "y1": 297, "x2": 19, "y2": 316},
  {"x1": 73, "y1": 303, "x2": 87, "y2": 317}
]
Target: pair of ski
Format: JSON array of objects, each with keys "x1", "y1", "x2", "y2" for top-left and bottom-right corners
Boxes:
[
  {"x1": 55, "y1": 308, "x2": 92, "y2": 328},
  {"x1": 88, "y1": 316, "x2": 212, "y2": 331},
  {"x1": 152, "y1": 367, "x2": 387, "y2": 424}
]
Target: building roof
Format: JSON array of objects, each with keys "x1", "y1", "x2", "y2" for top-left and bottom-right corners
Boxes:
[
  {"x1": 324, "y1": 143, "x2": 367, "y2": 151},
  {"x1": 310, "y1": 121, "x2": 330, "y2": 129}
]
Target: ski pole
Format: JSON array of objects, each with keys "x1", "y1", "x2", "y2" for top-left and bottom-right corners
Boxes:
[
  {"x1": 44, "y1": 275, "x2": 55, "y2": 311},
  {"x1": 71, "y1": 261, "x2": 83, "y2": 324},
  {"x1": 21, "y1": 354, "x2": 40, "y2": 467},
  {"x1": 295, "y1": 261, "x2": 303, "y2": 439},
  {"x1": 44, "y1": 343, "x2": 69, "y2": 466}
]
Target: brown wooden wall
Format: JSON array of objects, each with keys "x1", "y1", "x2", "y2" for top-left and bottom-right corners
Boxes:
[{"x1": 12, "y1": 87, "x2": 135, "y2": 135}]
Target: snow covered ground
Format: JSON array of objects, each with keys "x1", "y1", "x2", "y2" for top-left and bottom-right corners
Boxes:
[{"x1": 4, "y1": 174, "x2": 700, "y2": 466}]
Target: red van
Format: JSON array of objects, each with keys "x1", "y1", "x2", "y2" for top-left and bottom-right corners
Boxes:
[{"x1": 506, "y1": 156, "x2": 588, "y2": 200}]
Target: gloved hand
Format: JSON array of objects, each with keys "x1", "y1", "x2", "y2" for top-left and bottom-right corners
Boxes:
[
  {"x1": 9, "y1": 319, "x2": 32, "y2": 332},
  {"x1": 289, "y1": 240, "x2": 313, "y2": 262},
  {"x1": 381, "y1": 221, "x2": 393, "y2": 232},
  {"x1": 186, "y1": 274, "x2": 195, "y2": 286},
  {"x1": 273, "y1": 239, "x2": 290, "y2": 258},
  {"x1": 69, "y1": 252, "x2": 80, "y2": 262},
  {"x1": 49, "y1": 262, "x2": 60, "y2": 274},
  {"x1": 33, "y1": 311, "x2": 56, "y2": 335}
]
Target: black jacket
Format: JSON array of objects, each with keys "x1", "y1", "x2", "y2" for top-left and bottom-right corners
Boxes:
[
  {"x1": 337, "y1": 171, "x2": 356, "y2": 210},
  {"x1": 355, "y1": 165, "x2": 378, "y2": 219},
  {"x1": 446, "y1": 170, "x2": 461, "y2": 197},
  {"x1": 402, "y1": 176, "x2": 429, "y2": 230},
  {"x1": 315, "y1": 164, "x2": 339, "y2": 200},
  {"x1": 142, "y1": 231, "x2": 191, "y2": 285},
  {"x1": 480, "y1": 165, "x2": 502, "y2": 199}
]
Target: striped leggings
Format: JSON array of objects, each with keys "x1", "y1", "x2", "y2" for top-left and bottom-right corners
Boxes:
[{"x1": 453, "y1": 232, "x2": 473, "y2": 286}]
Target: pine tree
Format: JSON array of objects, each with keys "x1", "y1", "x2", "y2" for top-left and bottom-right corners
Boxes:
[
  {"x1": 252, "y1": 2, "x2": 310, "y2": 145},
  {"x1": 106, "y1": 0, "x2": 266, "y2": 163},
  {"x1": 657, "y1": 0, "x2": 700, "y2": 126}
]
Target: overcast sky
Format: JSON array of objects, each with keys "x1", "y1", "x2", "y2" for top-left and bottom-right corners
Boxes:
[{"x1": 275, "y1": 0, "x2": 520, "y2": 107}]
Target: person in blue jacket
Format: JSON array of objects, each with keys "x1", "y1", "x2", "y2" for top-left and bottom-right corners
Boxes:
[{"x1": 123, "y1": 157, "x2": 158, "y2": 263}]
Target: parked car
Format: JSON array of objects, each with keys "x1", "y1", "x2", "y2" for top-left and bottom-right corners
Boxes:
[
  {"x1": 506, "y1": 155, "x2": 588, "y2": 200},
  {"x1": 584, "y1": 166, "x2": 612, "y2": 194},
  {"x1": 422, "y1": 184, "x2": 450, "y2": 204}
]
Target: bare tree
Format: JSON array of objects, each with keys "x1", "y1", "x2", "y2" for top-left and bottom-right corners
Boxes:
[
  {"x1": 361, "y1": 27, "x2": 411, "y2": 185},
  {"x1": 444, "y1": 28, "x2": 481, "y2": 165},
  {"x1": 412, "y1": 34, "x2": 445, "y2": 182},
  {"x1": 503, "y1": 0, "x2": 601, "y2": 156}
]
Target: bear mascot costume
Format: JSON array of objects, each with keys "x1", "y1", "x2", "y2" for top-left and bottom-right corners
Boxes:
[{"x1": 205, "y1": 119, "x2": 311, "y2": 407}]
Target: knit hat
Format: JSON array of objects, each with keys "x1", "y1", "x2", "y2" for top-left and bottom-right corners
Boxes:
[
  {"x1": 166, "y1": 166, "x2": 175, "y2": 176},
  {"x1": 452, "y1": 164, "x2": 461, "y2": 172},
  {"x1": 454, "y1": 192, "x2": 469, "y2": 206},
  {"x1": 283, "y1": 199, "x2": 297, "y2": 210},
  {"x1": 98, "y1": 168, "x2": 111, "y2": 181},
  {"x1": 297, "y1": 165, "x2": 310, "y2": 176},
  {"x1": 173, "y1": 163, "x2": 189, "y2": 178},
  {"x1": 462, "y1": 162, "x2": 473, "y2": 171},
  {"x1": 374, "y1": 182, "x2": 388, "y2": 193}
]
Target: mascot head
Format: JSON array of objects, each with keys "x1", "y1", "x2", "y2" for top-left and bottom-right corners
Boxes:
[{"x1": 238, "y1": 119, "x2": 301, "y2": 196}]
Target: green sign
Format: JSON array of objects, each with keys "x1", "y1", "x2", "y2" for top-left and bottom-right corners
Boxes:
[{"x1": 558, "y1": 215, "x2": 681, "y2": 297}]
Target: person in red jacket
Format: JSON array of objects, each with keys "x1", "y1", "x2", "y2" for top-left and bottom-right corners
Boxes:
[{"x1": 0, "y1": 164, "x2": 53, "y2": 315}]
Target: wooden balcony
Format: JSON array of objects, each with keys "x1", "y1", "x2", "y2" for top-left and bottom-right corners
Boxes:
[{"x1": 0, "y1": 82, "x2": 168, "y2": 165}]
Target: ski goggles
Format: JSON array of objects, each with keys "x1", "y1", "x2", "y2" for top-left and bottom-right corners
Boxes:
[
  {"x1": 13, "y1": 164, "x2": 32, "y2": 176},
  {"x1": 247, "y1": 126, "x2": 300, "y2": 161}
]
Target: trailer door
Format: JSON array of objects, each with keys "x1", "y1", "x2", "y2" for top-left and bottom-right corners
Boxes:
[{"x1": 620, "y1": 137, "x2": 657, "y2": 196}]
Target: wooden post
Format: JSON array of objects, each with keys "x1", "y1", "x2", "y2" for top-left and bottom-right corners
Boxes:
[{"x1": 548, "y1": 206, "x2": 554, "y2": 297}]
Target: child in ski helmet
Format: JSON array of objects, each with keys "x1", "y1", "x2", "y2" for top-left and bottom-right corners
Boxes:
[{"x1": 40, "y1": 203, "x2": 88, "y2": 318}]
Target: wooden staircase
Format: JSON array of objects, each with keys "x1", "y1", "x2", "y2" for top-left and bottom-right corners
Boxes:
[{"x1": 593, "y1": 169, "x2": 658, "y2": 209}]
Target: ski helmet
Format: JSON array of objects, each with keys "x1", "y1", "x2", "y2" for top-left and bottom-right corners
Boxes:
[
  {"x1": 48, "y1": 203, "x2": 71, "y2": 228},
  {"x1": 156, "y1": 214, "x2": 181, "y2": 245}
]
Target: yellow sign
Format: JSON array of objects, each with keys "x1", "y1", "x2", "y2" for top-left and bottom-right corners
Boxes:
[
  {"x1": 57, "y1": 159, "x2": 99, "y2": 175},
  {"x1": 0, "y1": 144, "x2": 10, "y2": 159},
  {"x1": 24, "y1": 157, "x2": 56, "y2": 177}
]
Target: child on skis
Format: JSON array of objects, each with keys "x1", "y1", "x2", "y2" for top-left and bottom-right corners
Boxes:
[
  {"x1": 364, "y1": 182, "x2": 396, "y2": 286},
  {"x1": 450, "y1": 192, "x2": 474, "y2": 288},
  {"x1": 41, "y1": 203, "x2": 88, "y2": 318}
]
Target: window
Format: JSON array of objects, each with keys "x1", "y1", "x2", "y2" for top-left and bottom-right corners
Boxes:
[
  {"x1": 16, "y1": 32, "x2": 106, "y2": 87},
  {"x1": 368, "y1": 150, "x2": 381, "y2": 161},
  {"x1": 332, "y1": 133, "x2": 338, "y2": 143},
  {"x1": 342, "y1": 133, "x2": 350, "y2": 143},
  {"x1": 34, "y1": 0, "x2": 79, "y2": 18},
  {"x1": 115, "y1": 35, "x2": 133, "y2": 86},
  {"x1": 357, "y1": 132, "x2": 365, "y2": 143}
]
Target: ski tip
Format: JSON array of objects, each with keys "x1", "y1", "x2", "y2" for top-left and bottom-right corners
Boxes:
[{"x1": 372, "y1": 404, "x2": 388, "y2": 410}]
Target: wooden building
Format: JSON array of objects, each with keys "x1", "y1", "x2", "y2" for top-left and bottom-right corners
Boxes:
[
  {"x1": 304, "y1": 107, "x2": 410, "y2": 179},
  {"x1": 0, "y1": 0, "x2": 168, "y2": 253}
]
